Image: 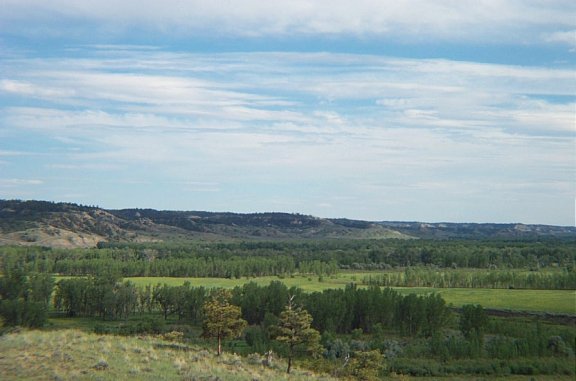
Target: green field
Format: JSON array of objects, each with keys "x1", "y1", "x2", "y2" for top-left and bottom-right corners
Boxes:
[
  {"x1": 394, "y1": 287, "x2": 576, "y2": 314},
  {"x1": 123, "y1": 273, "x2": 576, "y2": 315}
]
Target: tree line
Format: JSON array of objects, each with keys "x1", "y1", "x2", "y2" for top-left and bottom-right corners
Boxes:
[
  {"x1": 51, "y1": 275, "x2": 451, "y2": 339},
  {"x1": 0, "y1": 255, "x2": 53, "y2": 327},
  {"x1": 363, "y1": 267, "x2": 576, "y2": 290},
  {"x1": 2, "y1": 238, "x2": 574, "y2": 277}
]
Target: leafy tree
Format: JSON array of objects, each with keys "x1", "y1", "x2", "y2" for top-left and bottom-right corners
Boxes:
[
  {"x1": 460, "y1": 304, "x2": 488, "y2": 341},
  {"x1": 54, "y1": 278, "x2": 87, "y2": 317},
  {"x1": 114, "y1": 281, "x2": 138, "y2": 321},
  {"x1": 460, "y1": 304, "x2": 489, "y2": 356},
  {"x1": 181, "y1": 285, "x2": 207, "y2": 324},
  {"x1": 244, "y1": 325, "x2": 271, "y2": 353},
  {"x1": 396, "y1": 293, "x2": 425, "y2": 336},
  {"x1": 272, "y1": 296, "x2": 322, "y2": 373},
  {"x1": 201, "y1": 289, "x2": 247, "y2": 355},
  {"x1": 0, "y1": 299, "x2": 47, "y2": 328},
  {"x1": 28, "y1": 273, "x2": 55, "y2": 305},
  {"x1": 0, "y1": 256, "x2": 28, "y2": 300},
  {"x1": 423, "y1": 293, "x2": 450, "y2": 337},
  {"x1": 153, "y1": 283, "x2": 176, "y2": 320},
  {"x1": 87, "y1": 274, "x2": 119, "y2": 320},
  {"x1": 0, "y1": 256, "x2": 52, "y2": 328}
]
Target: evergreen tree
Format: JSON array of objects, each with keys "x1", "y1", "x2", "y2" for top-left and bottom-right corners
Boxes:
[
  {"x1": 201, "y1": 289, "x2": 247, "y2": 355},
  {"x1": 272, "y1": 296, "x2": 322, "y2": 373}
]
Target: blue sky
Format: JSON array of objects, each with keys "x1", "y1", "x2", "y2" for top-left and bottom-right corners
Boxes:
[{"x1": 0, "y1": 1, "x2": 574, "y2": 225}]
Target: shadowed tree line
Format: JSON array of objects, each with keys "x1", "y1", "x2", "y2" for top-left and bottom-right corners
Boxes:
[{"x1": 1, "y1": 238, "x2": 574, "y2": 282}]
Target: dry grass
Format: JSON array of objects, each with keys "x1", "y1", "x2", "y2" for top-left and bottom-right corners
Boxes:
[{"x1": 0, "y1": 329, "x2": 337, "y2": 381}]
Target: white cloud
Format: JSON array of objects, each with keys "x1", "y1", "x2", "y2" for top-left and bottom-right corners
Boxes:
[
  {"x1": 1, "y1": 47, "x2": 574, "y2": 224},
  {"x1": 0, "y1": 178, "x2": 43, "y2": 186},
  {"x1": 3, "y1": 50, "x2": 574, "y2": 162},
  {"x1": 0, "y1": 80, "x2": 74, "y2": 98},
  {"x1": 0, "y1": 150, "x2": 32, "y2": 157},
  {"x1": 543, "y1": 29, "x2": 576, "y2": 49},
  {"x1": 1, "y1": 0, "x2": 575, "y2": 44}
]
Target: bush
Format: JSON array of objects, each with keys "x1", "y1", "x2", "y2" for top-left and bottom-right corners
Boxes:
[
  {"x1": 93, "y1": 359, "x2": 109, "y2": 370},
  {"x1": 323, "y1": 338, "x2": 350, "y2": 360},
  {"x1": 244, "y1": 325, "x2": 271, "y2": 353},
  {"x1": 377, "y1": 339, "x2": 402, "y2": 360},
  {"x1": 440, "y1": 358, "x2": 502, "y2": 375},
  {"x1": 163, "y1": 331, "x2": 184, "y2": 342},
  {"x1": 349, "y1": 350, "x2": 385, "y2": 381},
  {"x1": 389, "y1": 358, "x2": 440, "y2": 377},
  {"x1": 389, "y1": 357, "x2": 575, "y2": 377},
  {"x1": 93, "y1": 318, "x2": 166, "y2": 335}
]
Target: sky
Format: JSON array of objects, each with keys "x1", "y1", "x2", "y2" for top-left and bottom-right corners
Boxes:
[{"x1": 0, "y1": 1, "x2": 574, "y2": 225}]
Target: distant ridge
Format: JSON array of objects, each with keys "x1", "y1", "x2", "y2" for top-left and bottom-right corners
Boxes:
[{"x1": 1, "y1": 199, "x2": 574, "y2": 248}]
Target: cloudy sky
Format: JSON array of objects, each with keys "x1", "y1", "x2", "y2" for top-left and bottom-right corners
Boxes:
[{"x1": 0, "y1": 1, "x2": 574, "y2": 225}]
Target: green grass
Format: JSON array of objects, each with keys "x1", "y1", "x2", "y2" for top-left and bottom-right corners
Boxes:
[
  {"x1": 46, "y1": 315, "x2": 106, "y2": 331},
  {"x1": 394, "y1": 287, "x2": 576, "y2": 314},
  {"x1": 123, "y1": 273, "x2": 576, "y2": 315},
  {"x1": 126, "y1": 274, "x2": 356, "y2": 292}
]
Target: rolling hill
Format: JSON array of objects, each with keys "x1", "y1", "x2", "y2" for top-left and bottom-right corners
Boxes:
[{"x1": 0, "y1": 200, "x2": 574, "y2": 248}]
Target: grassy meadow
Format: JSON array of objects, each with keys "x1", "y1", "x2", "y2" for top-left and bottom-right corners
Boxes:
[{"x1": 123, "y1": 272, "x2": 576, "y2": 315}]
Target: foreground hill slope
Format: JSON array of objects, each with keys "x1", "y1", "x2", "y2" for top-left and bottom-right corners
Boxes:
[
  {"x1": 0, "y1": 329, "x2": 335, "y2": 381},
  {"x1": 0, "y1": 200, "x2": 574, "y2": 248}
]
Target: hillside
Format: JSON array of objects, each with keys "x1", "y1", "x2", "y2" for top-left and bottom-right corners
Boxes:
[
  {"x1": 0, "y1": 200, "x2": 574, "y2": 248},
  {"x1": 0, "y1": 329, "x2": 335, "y2": 381},
  {"x1": 376, "y1": 221, "x2": 576, "y2": 239},
  {"x1": 0, "y1": 200, "x2": 408, "y2": 248}
]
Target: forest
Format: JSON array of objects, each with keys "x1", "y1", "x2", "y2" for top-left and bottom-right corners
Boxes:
[
  {"x1": 2, "y1": 238, "x2": 575, "y2": 283},
  {"x1": 0, "y1": 238, "x2": 575, "y2": 379}
]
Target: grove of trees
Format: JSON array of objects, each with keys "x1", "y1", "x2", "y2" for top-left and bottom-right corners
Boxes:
[
  {"x1": 1, "y1": 239, "x2": 573, "y2": 287},
  {"x1": 0, "y1": 255, "x2": 53, "y2": 327}
]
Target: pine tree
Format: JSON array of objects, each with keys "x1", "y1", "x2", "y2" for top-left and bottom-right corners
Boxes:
[
  {"x1": 272, "y1": 296, "x2": 322, "y2": 373},
  {"x1": 201, "y1": 289, "x2": 247, "y2": 355}
]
